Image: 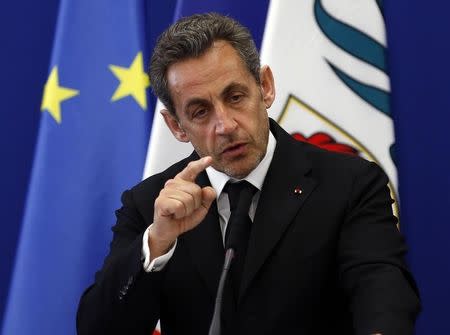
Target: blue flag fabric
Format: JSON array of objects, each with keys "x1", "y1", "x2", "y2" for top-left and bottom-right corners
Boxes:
[{"x1": 2, "y1": 1, "x2": 152, "y2": 334}]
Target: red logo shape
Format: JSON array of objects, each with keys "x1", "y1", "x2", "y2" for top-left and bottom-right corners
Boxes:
[{"x1": 292, "y1": 132, "x2": 359, "y2": 156}]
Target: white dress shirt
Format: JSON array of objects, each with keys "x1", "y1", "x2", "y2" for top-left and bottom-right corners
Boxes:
[{"x1": 142, "y1": 132, "x2": 276, "y2": 272}]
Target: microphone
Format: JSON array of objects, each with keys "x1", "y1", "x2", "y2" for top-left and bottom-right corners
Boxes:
[
  {"x1": 208, "y1": 248, "x2": 234, "y2": 335},
  {"x1": 208, "y1": 201, "x2": 245, "y2": 335}
]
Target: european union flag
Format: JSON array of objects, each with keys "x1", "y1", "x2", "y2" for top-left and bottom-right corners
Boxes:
[{"x1": 2, "y1": 1, "x2": 152, "y2": 333}]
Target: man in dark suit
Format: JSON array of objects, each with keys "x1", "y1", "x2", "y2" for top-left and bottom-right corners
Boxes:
[{"x1": 77, "y1": 13, "x2": 420, "y2": 334}]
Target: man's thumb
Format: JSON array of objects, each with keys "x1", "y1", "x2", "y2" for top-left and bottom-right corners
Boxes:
[{"x1": 201, "y1": 186, "x2": 216, "y2": 210}]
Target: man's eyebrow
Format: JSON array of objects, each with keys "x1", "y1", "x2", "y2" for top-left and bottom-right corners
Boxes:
[
  {"x1": 221, "y1": 82, "x2": 249, "y2": 98},
  {"x1": 183, "y1": 98, "x2": 209, "y2": 113},
  {"x1": 182, "y1": 82, "x2": 249, "y2": 114}
]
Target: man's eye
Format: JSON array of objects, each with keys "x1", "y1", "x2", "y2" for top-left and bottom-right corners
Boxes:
[
  {"x1": 193, "y1": 109, "x2": 207, "y2": 119},
  {"x1": 230, "y1": 94, "x2": 243, "y2": 103}
]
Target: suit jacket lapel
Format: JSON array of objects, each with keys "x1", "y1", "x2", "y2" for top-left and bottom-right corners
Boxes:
[
  {"x1": 182, "y1": 166, "x2": 225, "y2": 298},
  {"x1": 239, "y1": 120, "x2": 318, "y2": 302}
]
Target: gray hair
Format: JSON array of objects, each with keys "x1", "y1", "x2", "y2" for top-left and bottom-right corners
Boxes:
[{"x1": 149, "y1": 12, "x2": 261, "y2": 116}]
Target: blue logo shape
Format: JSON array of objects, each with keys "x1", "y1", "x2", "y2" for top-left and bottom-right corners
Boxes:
[{"x1": 314, "y1": 0, "x2": 390, "y2": 118}]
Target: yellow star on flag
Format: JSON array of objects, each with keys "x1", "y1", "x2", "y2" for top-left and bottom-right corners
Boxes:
[
  {"x1": 109, "y1": 52, "x2": 150, "y2": 110},
  {"x1": 41, "y1": 66, "x2": 79, "y2": 124}
]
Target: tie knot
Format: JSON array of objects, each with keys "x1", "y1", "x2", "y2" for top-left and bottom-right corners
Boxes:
[{"x1": 224, "y1": 181, "x2": 257, "y2": 213}]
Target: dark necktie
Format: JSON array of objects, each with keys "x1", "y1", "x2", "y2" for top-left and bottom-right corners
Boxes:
[{"x1": 224, "y1": 181, "x2": 257, "y2": 301}]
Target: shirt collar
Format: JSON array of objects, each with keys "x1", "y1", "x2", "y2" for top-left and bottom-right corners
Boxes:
[{"x1": 206, "y1": 131, "x2": 276, "y2": 197}]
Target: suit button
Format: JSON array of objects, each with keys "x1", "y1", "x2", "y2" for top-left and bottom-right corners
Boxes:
[
  {"x1": 118, "y1": 276, "x2": 134, "y2": 301},
  {"x1": 119, "y1": 287, "x2": 128, "y2": 297}
]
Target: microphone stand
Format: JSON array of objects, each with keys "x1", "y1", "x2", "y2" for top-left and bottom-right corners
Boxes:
[{"x1": 208, "y1": 248, "x2": 234, "y2": 335}]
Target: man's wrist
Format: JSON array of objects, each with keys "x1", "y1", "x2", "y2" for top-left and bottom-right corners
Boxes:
[
  {"x1": 142, "y1": 225, "x2": 177, "y2": 272},
  {"x1": 148, "y1": 224, "x2": 176, "y2": 262}
]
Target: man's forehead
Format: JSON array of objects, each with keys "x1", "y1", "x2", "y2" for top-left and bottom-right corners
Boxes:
[{"x1": 167, "y1": 41, "x2": 242, "y2": 78}]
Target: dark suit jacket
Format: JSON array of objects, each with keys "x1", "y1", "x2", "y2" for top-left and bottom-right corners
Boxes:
[{"x1": 77, "y1": 120, "x2": 420, "y2": 335}]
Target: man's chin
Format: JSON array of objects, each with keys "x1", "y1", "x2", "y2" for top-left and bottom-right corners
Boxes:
[
  {"x1": 224, "y1": 169, "x2": 252, "y2": 179},
  {"x1": 215, "y1": 157, "x2": 260, "y2": 179}
]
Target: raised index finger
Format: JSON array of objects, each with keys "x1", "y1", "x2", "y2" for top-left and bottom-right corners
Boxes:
[{"x1": 176, "y1": 156, "x2": 213, "y2": 182}]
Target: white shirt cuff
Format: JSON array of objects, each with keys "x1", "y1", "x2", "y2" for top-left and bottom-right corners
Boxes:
[{"x1": 142, "y1": 225, "x2": 177, "y2": 272}]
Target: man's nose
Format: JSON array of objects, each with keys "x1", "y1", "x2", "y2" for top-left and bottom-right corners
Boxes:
[{"x1": 215, "y1": 105, "x2": 237, "y2": 134}]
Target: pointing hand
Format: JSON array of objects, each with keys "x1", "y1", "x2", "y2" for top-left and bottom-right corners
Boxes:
[{"x1": 148, "y1": 156, "x2": 216, "y2": 259}]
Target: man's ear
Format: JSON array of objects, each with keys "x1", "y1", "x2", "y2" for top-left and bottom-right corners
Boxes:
[
  {"x1": 161, "y1": 109, "x2": 189, "y2": 142},
  {"x1": 260, "y1": 65, "x2": 276, "y2": 109}
]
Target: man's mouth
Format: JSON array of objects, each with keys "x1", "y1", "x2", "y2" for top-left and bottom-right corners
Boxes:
[{"x1": 221, "y1": 142, "x2": 248, "y2": 158}]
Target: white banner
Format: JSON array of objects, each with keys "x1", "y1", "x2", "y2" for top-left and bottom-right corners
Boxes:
[{"x1": 261, "y1": 0, "x2": 398, "y2": 213}]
